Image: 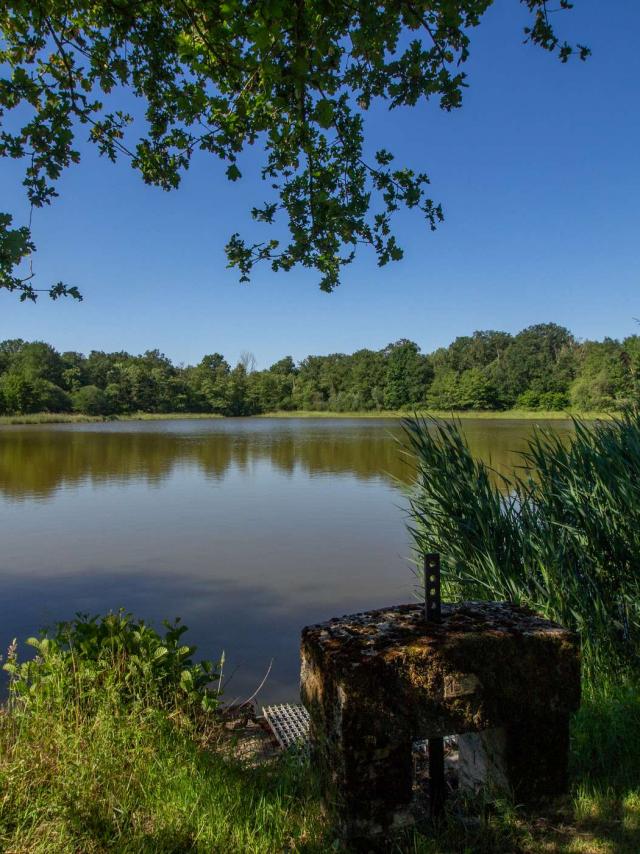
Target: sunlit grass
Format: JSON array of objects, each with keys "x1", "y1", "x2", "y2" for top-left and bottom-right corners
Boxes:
[
  {"x1": 0, "y1": 614, "x2": 328, "y2": 853},
  {"x1": 0, "y1": 700, "x2": 328, "y2": 853},
  {"x1": 261, "y1": 409, "x2": 610, "y2": 420},
  {"x1": 0, "y1": 412, "x2": 106, "y2": 425},
  {"x1": 1, "y1": 630, "x2": 638, "y2": 852}
]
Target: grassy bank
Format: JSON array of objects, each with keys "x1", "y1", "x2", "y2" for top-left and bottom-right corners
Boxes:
[
  {"x1": 0, "y1": 690, "x2": 327, "y2": 853},
  {"x1": 0, "y1": 408, "x2": 610, "y2": 426},
  {"x1": 0, "y1": 412, "x2": 224, "y2": 426},
  {"x1": 0, "y1": 614, "x2": 328, "y2": 853},
  {"x1": 0, "y1": 412, "x2": 107, "y2": 425},
  {"x1": 261, "y1": 409, "x2": 610, "y2": 420},
  {"x1": 1, "y1": 613, "x2": 638, "y2": 853}
]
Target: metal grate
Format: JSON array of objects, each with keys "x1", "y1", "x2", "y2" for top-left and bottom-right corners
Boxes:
[{"x1": 262, "y1": 703, "x2": 310, "y2": 751}]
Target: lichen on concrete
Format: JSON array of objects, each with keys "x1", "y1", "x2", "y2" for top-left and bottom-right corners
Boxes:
[{"x1": 301, "y1": 601, "x2": 580, "y2": 844}]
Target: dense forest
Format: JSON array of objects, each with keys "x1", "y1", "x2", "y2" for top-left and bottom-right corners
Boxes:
[{"x1": 1, "y1": 323, "x2": 638, "y2": 416}]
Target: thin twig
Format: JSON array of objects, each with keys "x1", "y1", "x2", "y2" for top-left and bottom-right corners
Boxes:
[{"x1": 236, "y1": 659, "x2": 274, "y2": 708}]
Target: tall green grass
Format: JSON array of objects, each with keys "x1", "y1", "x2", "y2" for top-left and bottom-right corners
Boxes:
[
  {"x1": 0, "y1": 613, "x2": 328, "y2": 853},
  {"x1": 403, "y1": 411, "x2": 640, "y2": 681}
]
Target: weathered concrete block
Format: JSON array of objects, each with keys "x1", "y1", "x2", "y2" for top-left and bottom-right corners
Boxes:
[{"x1": 300, "y1": 602, "x2": 580, "y2": 843}]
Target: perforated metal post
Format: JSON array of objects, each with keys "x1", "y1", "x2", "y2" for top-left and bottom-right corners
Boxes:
[
  {"x1": 424, "y1": 552, "x2": 441, "y2": 624},
  {"x1": 424, "y1": 553, "x2": 445, "y2": 817}
]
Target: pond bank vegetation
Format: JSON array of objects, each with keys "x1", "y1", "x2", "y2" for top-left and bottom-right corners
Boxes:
[
  {"x1": 1, "y1": 413, "x2": 639, "y2": 851},
  {"x1": 0, "y1": 408, "x2": 610, "y2": 426},
  {"x1": 1, "y1": 616, "x2": 638, "y2": 852}
]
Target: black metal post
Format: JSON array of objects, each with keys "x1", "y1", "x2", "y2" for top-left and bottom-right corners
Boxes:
[
  {"x1": 424, "y1": 553, "x2": 445, "y2": 818},
  {"x1": 428, "y1": 737, "x2": 445, "y2": 817}
]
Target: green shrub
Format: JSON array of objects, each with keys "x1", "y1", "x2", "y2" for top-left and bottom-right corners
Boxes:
[
  {"x1": 0, "y1": 373, "x2": 71, "y2": 413},
  {"x1": 537, "y1": 390, "x2": 569, "y2": 410},
  {"x1": 71, "y1": 384, "x2": 110, "y2": 415},
  {"x1": 3, "y1": 611, "x2": 220, "y2": 714},
  {"x1": 515, "y1": 388, "x2": 540, "y2": 409}
]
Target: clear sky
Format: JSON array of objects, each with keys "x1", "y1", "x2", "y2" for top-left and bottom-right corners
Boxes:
[{"x1": 1, "y1": 0, "x2": 639, "y2": 369}]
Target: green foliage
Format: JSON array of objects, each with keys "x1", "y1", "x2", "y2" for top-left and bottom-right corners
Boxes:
[
  {"x1": 71, "y1": 384, "x2": 110, "y2": 415},
  {"x1": 569, "y1": 337, "x2": 638, "y2": 411},
  {"x1": 515, "y1": 388, "x2": 542, "y2": 409},
  {"x1": 0, "y1": 613, "x2": 326, "y2": 853},
  {"x1": 0, "y1": 2, "x2": 587, "y2": 298},
  {"x1": 538, "y1": 390, "x2": 569, "y2": 409},
  {"x1": 0, "y1": 325, "x2": 638, "y2": 418},
  {"x1": 431, "y1": 330, "x2": 513, "y2": 373},
  {"x1": 383, "y1": 339, "x2": 431, "y2": 409},
  {"x1": 456, "y1": 368, "x2": 500, "y2": 409},
  {"x1": 428, "y1": 366, "x2": 500, "y2": 410},
  {"x1": 571, "y1": 676, "x2": 640, "y2": 792},
  {"x1": 0, "y1": 340, "x2": 71, "y2": 413},
  {"x1": 0, "y1": 372, "x2": 71, "y2": 414},
  {"x1": 516, "y1": 388, "x2": 569, "y2": 410},
  {"x1": 3, "y1": 611, "x2": 220, "y2": 714},
  {"x1": 404, "y1": 412, "x2": 640, "y2": 680},
  {"x1": 488, "y1": 322, "x2": 578, "y2": 406}
]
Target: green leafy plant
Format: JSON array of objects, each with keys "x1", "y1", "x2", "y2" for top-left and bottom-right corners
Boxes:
[{"x1": 3, "y1": 610, "x2": 220, "y2": 713}]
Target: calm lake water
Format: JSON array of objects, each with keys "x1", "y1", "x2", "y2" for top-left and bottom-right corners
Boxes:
[{"x1": 0, "y1": 417, "x2": 571, "y2": 703}]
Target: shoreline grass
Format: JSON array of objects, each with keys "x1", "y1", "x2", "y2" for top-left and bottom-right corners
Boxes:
[
  {"x1": 259, "y1": 408, "x2": 611, "y2": 420},
  {"x1": 1, "y1": 617, "x2": 637, "y2": 853},
  {"x1": 0, "y1": 412, "x2": 107, "y2": 425},
  {"x1": 0, "y1": 408, "x2": 611, "y2": 427},
  {"x1": 0, "y1": 411, "x2": 225, "y2": 426},
  {"x1": 0, "y1": 613, "x2": 328, "y2": 853}
]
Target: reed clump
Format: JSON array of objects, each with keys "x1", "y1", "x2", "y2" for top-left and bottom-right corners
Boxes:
[{"x1": 403, "y1": 410, "x2": 640, "y2": 681}]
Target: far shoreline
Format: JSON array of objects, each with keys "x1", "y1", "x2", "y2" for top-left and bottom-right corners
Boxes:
[{"x1": 0, "y1": 409, "x2": 612, "y2": 427}]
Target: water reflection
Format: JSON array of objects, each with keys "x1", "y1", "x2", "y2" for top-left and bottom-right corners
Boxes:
[
  {"x1": 0, "y1": 417, "x2": 571, "y2": 500},
  {"x1": 0, "y1": 417, "x2": 571, "y2": 701}
]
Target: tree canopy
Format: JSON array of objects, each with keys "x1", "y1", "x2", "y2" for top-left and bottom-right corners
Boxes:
[
  {"x1": 1, "y1": 1, "x2": 588, "y2": 300},
  {"x1": 2, "y1": 323, "x2": 638, "y2": 418}
]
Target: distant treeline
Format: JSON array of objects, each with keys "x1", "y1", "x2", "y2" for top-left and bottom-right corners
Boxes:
[{"x1": 1, "y1": 324, "x2": 638, "y2": 416}]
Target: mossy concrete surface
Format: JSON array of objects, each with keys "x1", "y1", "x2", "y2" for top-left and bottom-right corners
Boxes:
[{"x1": 301, "y1": 602, "x2": 580, "y2": 845}]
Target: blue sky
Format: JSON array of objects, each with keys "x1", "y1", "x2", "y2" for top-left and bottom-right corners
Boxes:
[{"x1": 1, "y1": 0, "x2": 639, "y2": 369}]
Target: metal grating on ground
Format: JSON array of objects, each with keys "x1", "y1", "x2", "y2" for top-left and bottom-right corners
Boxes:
[{"x1": 262, "y1": 703, "x2": 310, "y2": 751}]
